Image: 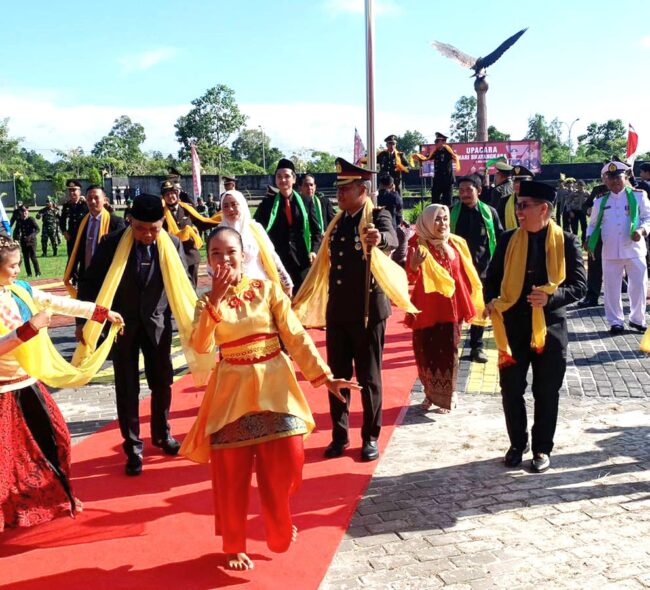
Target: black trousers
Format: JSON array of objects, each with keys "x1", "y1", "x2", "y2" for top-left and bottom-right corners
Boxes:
[
  {"x1": 469, "y1": 324, "x2": 484, "y2": 350},
  {"x1": 586, "y1": 240, "x2": 603, "y2": 302},
  {"x1": 431, "y1": 178, "x2": 453, "y2": 207},
  {"x1": 326, "y1": 320, "x2": 386, "y2": 444},
  {"x1": 569, "y1": 210, "x2": 587, "y2": 237},
  {"x1": 112, "y1": 320, "x2": 174, "y2": 457},
  {"x1": 499, "y1": 334, "x2": 565, "y2": 455},
  {"x1": 20, "y1": 242, "x2": 40, "y2": 276}
]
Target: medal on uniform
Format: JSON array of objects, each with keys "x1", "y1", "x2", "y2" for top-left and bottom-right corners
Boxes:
[{"x1": 355, "y1": 242, "x2": 362, "y2": 250}]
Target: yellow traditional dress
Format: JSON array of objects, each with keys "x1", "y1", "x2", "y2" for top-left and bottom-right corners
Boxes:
[{"x1": 180, "y1": 277, "x2": 331, "y2": 463}]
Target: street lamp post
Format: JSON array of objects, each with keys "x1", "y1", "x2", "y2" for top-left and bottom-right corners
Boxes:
[
  {"x1": 562, "y1": 117, "x2": 580, "y2": 162},
  {"x1": 259, "y1": 126, "x2": 266, "y2": 174}
]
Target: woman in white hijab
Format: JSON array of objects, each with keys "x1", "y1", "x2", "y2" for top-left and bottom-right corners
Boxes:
[{"x1": 219, "y1": 190, "x2": 294, "y2": 295}]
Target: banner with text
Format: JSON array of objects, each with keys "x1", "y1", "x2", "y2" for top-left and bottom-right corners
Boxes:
[{"x1": 419, "y1": 140, "x2": 542, "y2": 177}]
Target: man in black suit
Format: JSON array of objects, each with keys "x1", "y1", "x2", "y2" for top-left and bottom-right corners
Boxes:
[
  {"x1": 254, "y1": 158, "x2": 322, "y2": 294},
  {"x1": 78, "y1": 194, "x2": 188, "y2": 476},
  {"x1": 484, "y1": 181, "x2": 586, "y2": 473},
  {"x1": 322, "y1": 158, "x2": 398, "y2": 462},
  {"x1": 65, "y1": 185, "x2": 125, "y2": 292}
]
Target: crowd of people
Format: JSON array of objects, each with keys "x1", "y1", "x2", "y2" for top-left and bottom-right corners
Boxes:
[{"x1": 1, "y1": 142, "x2": 648, "y2": 573}]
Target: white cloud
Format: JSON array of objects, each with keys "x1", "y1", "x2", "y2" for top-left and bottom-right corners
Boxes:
[
  {"x1": 118, "y1": 47, "x2": 181, "y2": 73},
  {"x1": 324, "y1": 0, "x2": 400, "y2": 17}
]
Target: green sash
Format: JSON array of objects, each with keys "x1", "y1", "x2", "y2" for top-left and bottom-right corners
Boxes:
[
  {"x1": 265, "y1": 190, "x2": 312, "y2": 253},
  {"x1": 313, "y1": 193, "x2": 325, "y2": 233},
  {"x1": 587, "y1": 188, "x2": 639, "y2": 253},
  {"x1": 450, "y1": 200, "x2": 496, "y2": 257}
]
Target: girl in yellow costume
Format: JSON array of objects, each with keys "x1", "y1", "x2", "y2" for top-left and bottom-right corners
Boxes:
[
  {"x1": 0, "y1": 237, "x2": 122, "y2": 532},
  {"x1": 180, "y1": 226, "x2": 357, "y2": 571}
]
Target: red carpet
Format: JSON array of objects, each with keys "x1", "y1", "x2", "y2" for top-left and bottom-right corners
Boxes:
[{"x1": 0, "y1": 312, "x2": 418, "y2": 590}]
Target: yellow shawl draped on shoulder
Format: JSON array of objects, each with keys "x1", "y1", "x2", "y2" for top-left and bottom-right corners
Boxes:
[
  {"x1": 416, "y1": 234, "x2": 486, "y2": 326},
  {"x1": 63, "y1": 208, "x2": 111, "y2": 298},
  {"x1": 490, "y1": 220, "x2": 565, "y2": 367},
  {"x1": 163, "y1": 201, "x2": 222, "y2": 250},
  {"x1": 293, "y1": 198, "x2": 418, "y2": 327},
  {"x1": 72, "y1": 227, "x2": 214, "y2": 386},
  {"x1": 0, "y1": 283, "x2": 121, "y2": 388}
]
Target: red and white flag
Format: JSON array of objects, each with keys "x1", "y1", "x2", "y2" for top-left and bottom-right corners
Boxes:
[
  {"x1": 626, "y1": 123, "x2": 639, "y2": 165},
  {"x1": 353, "y1": 128, "x2": 366, "y2": 166},
  {"x1": 190, "y1": 143, "x2": 202, "y2": 199}
]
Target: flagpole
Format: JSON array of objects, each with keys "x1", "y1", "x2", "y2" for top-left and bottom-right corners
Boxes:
[{"x1": 365, "y1": 0, "x2": 376, "y2": 198}]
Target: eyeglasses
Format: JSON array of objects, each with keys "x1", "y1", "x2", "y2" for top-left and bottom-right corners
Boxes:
[{"x1": 515, "y1": 201, "x2": 544, "y2": 211}]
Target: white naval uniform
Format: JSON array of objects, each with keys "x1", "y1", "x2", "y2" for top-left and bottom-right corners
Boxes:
[{"x1": 586, "y1": 188, "x2": 650, "y2": 327}]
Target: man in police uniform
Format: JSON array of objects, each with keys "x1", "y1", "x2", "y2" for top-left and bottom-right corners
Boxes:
[
  {"x1": 485, "y1": 181, "x2": 586, "y2": 473},
  {"x1": 60, "y1": 180, "x2": 89, "y2": 257},
  {"x1": 586, "y1": 161, "x2": 650, "y2": 333},
  {"x1": 376, "y1": 135, "x2": 410, "y2": 193},
  {"x1": 488, "y1": 161, "x2": 515, "y2": 226},
  {"x1": 36, "y1": 197, "x2": 61, "y2": 256},
  {"x1": 161, "y1": 179, "x2": 208, "y2": 287},
  {"x1": 323, "y1": 158, "x2": 398, "y2": 462},
  {"x1": 451, "y1": 173, "x2": 503, "y2": 362},
  {"x1": 253, "y1": 158, "x2": 322, "y2": 293},
  {"x1": 427, "y1": 132, "x2": 459, "y2": 206}
]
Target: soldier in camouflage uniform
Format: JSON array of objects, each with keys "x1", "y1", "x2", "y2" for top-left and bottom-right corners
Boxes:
[{"x1": 36, "y1": 197, "x2": 61, "y2": 256}]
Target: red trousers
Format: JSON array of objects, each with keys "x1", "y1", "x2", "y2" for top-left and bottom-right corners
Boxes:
[{"x1": 210, "y1": 435, "x2": 304, "y2": 553}]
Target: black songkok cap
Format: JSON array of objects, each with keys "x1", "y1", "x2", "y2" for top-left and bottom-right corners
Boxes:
[
  {"x1": 131, "y1": 194, "x2": 164, "y2": 222},
  {"x1": 519, "y1": 180, "x2": 556, "y2": 203},
  {"x1": 275, "y1": 158, "x2": 296, "y2": 173}
]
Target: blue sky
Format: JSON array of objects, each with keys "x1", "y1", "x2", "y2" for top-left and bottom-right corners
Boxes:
[{"x1": 2, "y1": 0, "x2": 649, "y2": 161}]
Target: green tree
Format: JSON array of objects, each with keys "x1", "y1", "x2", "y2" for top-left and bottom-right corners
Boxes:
[
  {"x1": 0, "y1": 119, "x2": 30, "y2": 180},
  {"x1": 88, "y1": 167, "x2": 103, "y2": 185},
  {"x1": 52, "y1": 172, "x2": 67, "y2": 201},
  {"x1": 524, "y1": 114, "x2": 570, "y2": 163},
  {"x1": 92, "y1": 115, "x2": 147, "y2": 174},
  {"x1": 15, "y1": 174, "x2": 33, "y2": 205},
  {"x1": 449, "y1": 96, "x2": 477, "y2": 142},
  {"x1": 231, "y1": 128, "x2": 283, "y2": 171},
  {"x1": 306, "y1": 150, "x2": 337, "y2": 173},
  {"x1": 575, "y1": 119, "x2": 627, "y2": 162},
  {"x1": 487, "y1": 126, "x2": 511, "y2": 141},
  {"x1": 396, "y1": 130, "x2": 427, "y2": 154},
  {"x1": 54, "y1": 147, "x2": 99, "y2": 178},
  {"x1": 175, "y1": 84, "x2": 248, "y2": 160}
]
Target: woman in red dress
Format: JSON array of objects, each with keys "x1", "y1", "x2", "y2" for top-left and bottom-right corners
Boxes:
[
  {"x1": 406, "y1": 204, "x2": 482, "y2": 413},
  {"x1": 0, "y1": 237, "x2": 122, "y2": 531}
]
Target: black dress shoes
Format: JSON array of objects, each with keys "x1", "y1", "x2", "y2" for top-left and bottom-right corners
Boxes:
[
  {"x1": 577, "y1": 298, "x2": 598, "y2": 308},
  {"x1": 152, "y1": 437, "x2": 181, "y2": 456},
  {"x1": 629, "y1": 321, "x2": 648, "y2": 332},
  {"x1": 323, "y1": 441, "x2": 349, "y2": 458},
  {"x1": 610, "y1": 324, "x2": 625, "y2": 335},
  {"x1": 125, "y1": 454, "x2": 143, "y2": 476},
  {"x1": 531, "y1": 452, "x2": 551, "y2": 473},
  {"x1": 504, "y1": 444, "x2": 530, "y2": 467},
  {"x1": 470, "y1": 348, "x2": 488, "y2": 363},
  {"x1": 361, "y1": 441, "x2": 379, "y2": 462}
]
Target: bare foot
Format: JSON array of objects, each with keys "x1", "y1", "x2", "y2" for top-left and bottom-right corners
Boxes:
[
  {"x1": 292, "y1": 525, "x2": 298, "y2": 543},
  {"x1": 226, "y1": 553, "x2": 254, "y2": 570}
]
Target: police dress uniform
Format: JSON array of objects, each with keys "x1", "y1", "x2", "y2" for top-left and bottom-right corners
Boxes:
[
  {"x1": 586, "y1": 163, "x2": 650, "y2": 329},
  {"x1": 14, "y1": 214, "x2": 41, "y2": 276},
  {"x1": 485, "y1": 182, "x2": 586, "y2": 467},
  {"x1": 60, "y1": 200, "x2": 89, "y2": 257},
  {"x1": 376, "y1": 135, "x2": 410, "y2": 193},
  {"x1": 429, "y1": 133, "x2": 458, "y2": 207}
]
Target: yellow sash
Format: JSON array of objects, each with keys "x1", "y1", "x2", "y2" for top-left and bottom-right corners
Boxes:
[
  {"x1": 249, "y1": 222, "x2": 281, "y2": 284},
  {"x1": 163, "y1": 201, "x2": 222, "y2": 250},
  {"x1": 293, "y1": 199, "x2": 418, "y2": 327},
  {"x1": 490, "y1": 220, "x2": 565, "y2": 366},
  {"x1": 72, "y1": 228, "x2": 214, "y2": 386},
  {"x1": 417, "y1": 234, "x2": 486, "y2": 326},
  {"x1": 505, "y1": 194, "x2": 518, "y2": 231},
  {"x1": 63, "y1": 209, "x2": 111, "y2": 298},
  {"x1": 0, "y1": 283, "x2": 121, "y2": 388}
]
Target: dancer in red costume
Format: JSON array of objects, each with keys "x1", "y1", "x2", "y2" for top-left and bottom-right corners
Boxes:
[{"x1": 180, "y1": 226, "x2": 358, "y2": 571}]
